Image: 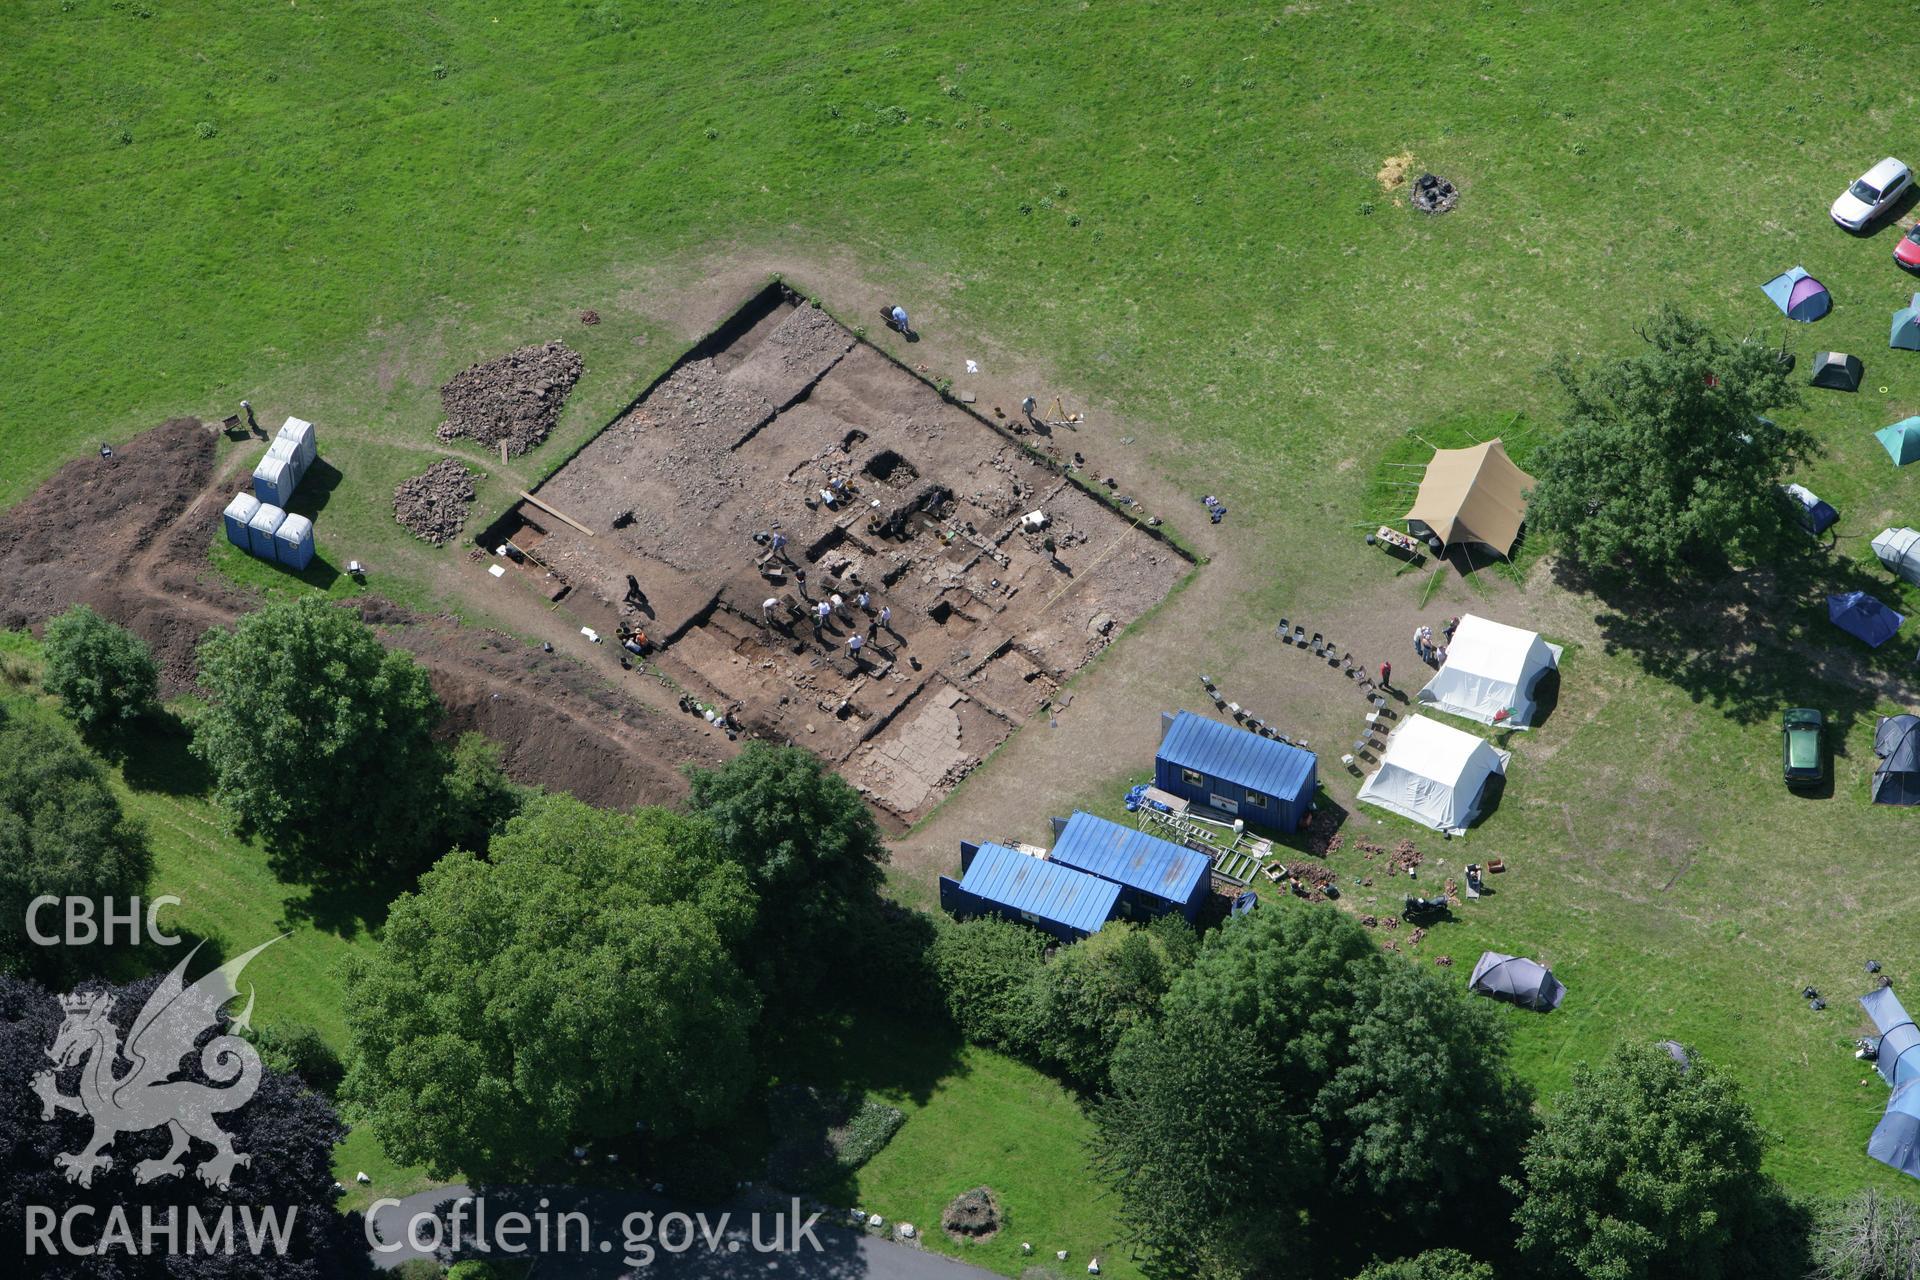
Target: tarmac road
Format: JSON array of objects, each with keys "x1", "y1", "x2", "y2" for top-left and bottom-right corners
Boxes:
[{"x1": 366, "y1": 1184, "x2": 1006, "y2": 1280}]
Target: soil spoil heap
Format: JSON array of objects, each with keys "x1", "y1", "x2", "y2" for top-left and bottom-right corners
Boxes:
[
  {"x1": 393, "y1": 458, "x2": 477, "y2": 545},
  {"x1": 437, "y1": 340, "x2": 584, "y2": 456}
]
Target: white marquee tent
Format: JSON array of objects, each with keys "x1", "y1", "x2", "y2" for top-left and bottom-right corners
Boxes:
[
  {"x1": 1356, "y1": 714, "x2": 1510, "y2": 834},
  {"x1": 1873, "y1": 527, "x2": 1920, "y2": 586},
  {"x1": 1416, "y1": 614, "x2": 1563, "y2": 728}
]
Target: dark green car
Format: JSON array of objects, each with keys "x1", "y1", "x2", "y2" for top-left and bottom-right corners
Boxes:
[{"x1": 1783, "y1": 708, "x2": 1827, "y2": 787}]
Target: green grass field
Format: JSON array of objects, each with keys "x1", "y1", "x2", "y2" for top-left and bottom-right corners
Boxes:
[{"x1": 10, "y1": 0, "x2": 1920, "y2": 1263}]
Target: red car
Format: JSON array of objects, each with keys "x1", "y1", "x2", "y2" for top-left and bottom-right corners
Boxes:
[{"x1": 1898, "y1": 223, "x2": 1920, "y2": 272}]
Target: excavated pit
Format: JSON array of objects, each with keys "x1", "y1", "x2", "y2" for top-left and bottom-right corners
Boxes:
[{"x1": 480, "y1": 283, "x2": 1191, "y2": 825}]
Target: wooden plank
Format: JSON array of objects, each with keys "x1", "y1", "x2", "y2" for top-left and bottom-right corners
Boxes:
[{"x1": 518, "y1": 491, "x2": 595, "y2": 538}]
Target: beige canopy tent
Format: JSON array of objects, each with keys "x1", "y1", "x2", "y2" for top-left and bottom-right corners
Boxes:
[{"x1": 1402, "y1": 439, "x2": 1536, "y2": 555}]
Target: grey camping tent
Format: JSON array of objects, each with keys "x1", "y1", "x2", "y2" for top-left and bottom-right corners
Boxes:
[
  {"x1": 1468, "y1": 951, "x2": 1565, "y2": 1012},
  {"x1": 1874, "y1": 527, "x2": 1920, "y2": 585},
  {"x1": 1811, "y1": 351, "x2": 1863, "y2": 391},
  {"x1": 1874, "y1": 715, "x2": 1920, "y2": 806}
]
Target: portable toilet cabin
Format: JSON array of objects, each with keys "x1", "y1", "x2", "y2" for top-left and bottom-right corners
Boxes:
[
  {"x1": 267, "y1": 434, "x2": 308, "y2": 490},
  {"x1": 222, "y1": 491, "x2": 261, "y2": 550},
  {"x1": 273, "y1": 513, "x2": 315, "y2": 571},
  {"x1": 252, "y1": 453, "x2": 299, "y2": 507},
  {"x1": 246, "y1": 503, "x2": 287, "y2": 559},
  {"x1": 277, "y1": 416, "x2": 317, "y2": 467}
]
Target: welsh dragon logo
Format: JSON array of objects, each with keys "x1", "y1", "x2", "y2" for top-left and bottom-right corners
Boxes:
[{"x1": 33, "y1": 938, "x2": 279, "y2": 1190}]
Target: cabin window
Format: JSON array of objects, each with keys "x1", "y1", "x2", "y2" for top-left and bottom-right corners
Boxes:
[
  {"x1": 1180, "y1": 768, "x2": 1205, "y2": 787},
  {"x1": 1243, "y1": 791, "x2": 1269, "y2": 809}
]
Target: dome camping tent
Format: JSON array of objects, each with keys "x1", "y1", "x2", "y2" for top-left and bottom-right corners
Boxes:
[
  {"x1": 1830, "y1": 591, "x2": 1905, "y2": 648},
  {"x1": 272, "y1": 513, "x2": 316, "y2": 571},
  {"x1": 1874, "y1": 715, "x2": 1920, "y2": 807},
  {"x1": 1895, "y1": 295, "x2": 1920, "y2": 352},
  {"x1": 1400, "y1": 439, "x2": 1536, "y2": 556},
  {"x1": 1468, "y1": 951, "x2": 1566, "y2": 1013},
  {"x1": 1355, "y1": 714, "x2": 1510, "y2": 834},
  {"x1": 1415, "y1": 614, "x2": 1562, "y2": 729},
  {"x1": 1783, "y1": 484, "x2": 1838, "y2": 536},
  {"x1": 1878, "y1": 418, "x2": 1920, "y2": 465},
  {"x1": 1873, "y1": 528, "x2": 1920, "y2": 584},
  {"x1": 1811, "y1": 351, "x2": 1863, "y2": 391},
  {"x1": 1760, "y1": 266, "x2": 1831, "y2": 322}
]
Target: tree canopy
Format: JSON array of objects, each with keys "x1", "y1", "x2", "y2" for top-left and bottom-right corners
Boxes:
[
  {"x1": 1508, "y1": 1041, "x2": 1771, "y2": 1280},
  {"x1": 342, "y1": 794, "x2": 759, "y2": 1180},
  {"x1": 0, "y1": 709, "x2": 151, "y2": 983},
  {"x1": 436, "y1": 730, "x2": 531, "y2": 857},
  {"x1": 686, "y1": 742, "x2": 887, "y2": 1003},
  {"x1": 1351, "y1": 1250, "x2": 1495, "y2": 1280},
  {"x1": 40, "y1": 605, "x2": 157, "y2": 740},
  {"x1": 1528, "y1": 306, "x2": 1816, "y2": 577},
  {"x1": 192, "y1": 597, "x2": 445, "y2": 870},
  {"x1": 1093, "y1": 905, "x2": 1530, "y2": 1279},
  {"x1": 0, "y1": 972, "x2": 371, "y2": 1279},
  {"x1": 928, "y1": 916, "x2": 1046, "y2": 1050},
  {"x1": 1808, "y1": 1189, "x2": 1920, "y2": 1280},
  {"x1": 1025, "y1": 919, "x2": 1181, "y2": 1091}
]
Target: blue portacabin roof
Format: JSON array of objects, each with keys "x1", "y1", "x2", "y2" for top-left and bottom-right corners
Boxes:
[
  {"x1": 1157, "y1": 710, "x2": 1316, "y2": 801},
  {"x1": 1048, "y1": 811, "x2": 1210, "y2": 904},
  {"x1": 960, "y1": 843, "x2": 1119, "y2": 935}
]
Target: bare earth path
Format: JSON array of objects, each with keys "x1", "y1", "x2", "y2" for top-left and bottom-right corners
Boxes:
[{"x1": 0, "y1": 418, "x2": 727, "y2": 809}]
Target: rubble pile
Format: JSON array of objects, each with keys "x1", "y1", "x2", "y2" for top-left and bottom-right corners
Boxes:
[
  {"x1": 438, "y1": 340, "x2": 584, "y2": 456},
  {"x1": 393, "y1": 458, "x2": 477, "y2": 545}
]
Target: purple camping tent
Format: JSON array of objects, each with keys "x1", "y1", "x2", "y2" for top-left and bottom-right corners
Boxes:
[{"x1": 1761, "y1": 267, "x2": 1832, "y2": 323}]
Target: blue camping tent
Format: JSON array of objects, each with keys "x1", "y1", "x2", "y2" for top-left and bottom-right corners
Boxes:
[
  {"x1": 1879, "y1": 418, "x2": 1920, "y2": 466},
  {"x1": 1862, "y1": 987, "x2": 1920, "y2": 1182},
  {"x1": 1895, "y1": 294, "x2": 1920, "y2": 351},
  {"x1": 1783, "y1": 483, "x2": 1838, "y2": 536},
  {"x1": 1866, "y1": 986, "x2": 1920, "y2": 1088},
  {"x1": 1831, "y1": 591, "x2": 1906, "y2": 647},
  {"x1": 1761, "y1": 267, "x2": 1831, "y2": 322},
  {"x1": 1872, "y1": 1082, "x2": 1920, "y2": 1181}
]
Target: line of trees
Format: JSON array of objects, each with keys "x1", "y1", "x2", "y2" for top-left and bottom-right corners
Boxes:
[
  {"x1": 5, "y1": 598, "x2": 1912, "y2": 1280},
  {"x1": 341, "y1": 739, "x2": 896, "y2": 1190},
  {"x1": 932, "y1": 901, "x2": 1844, "y2": 1280}
]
